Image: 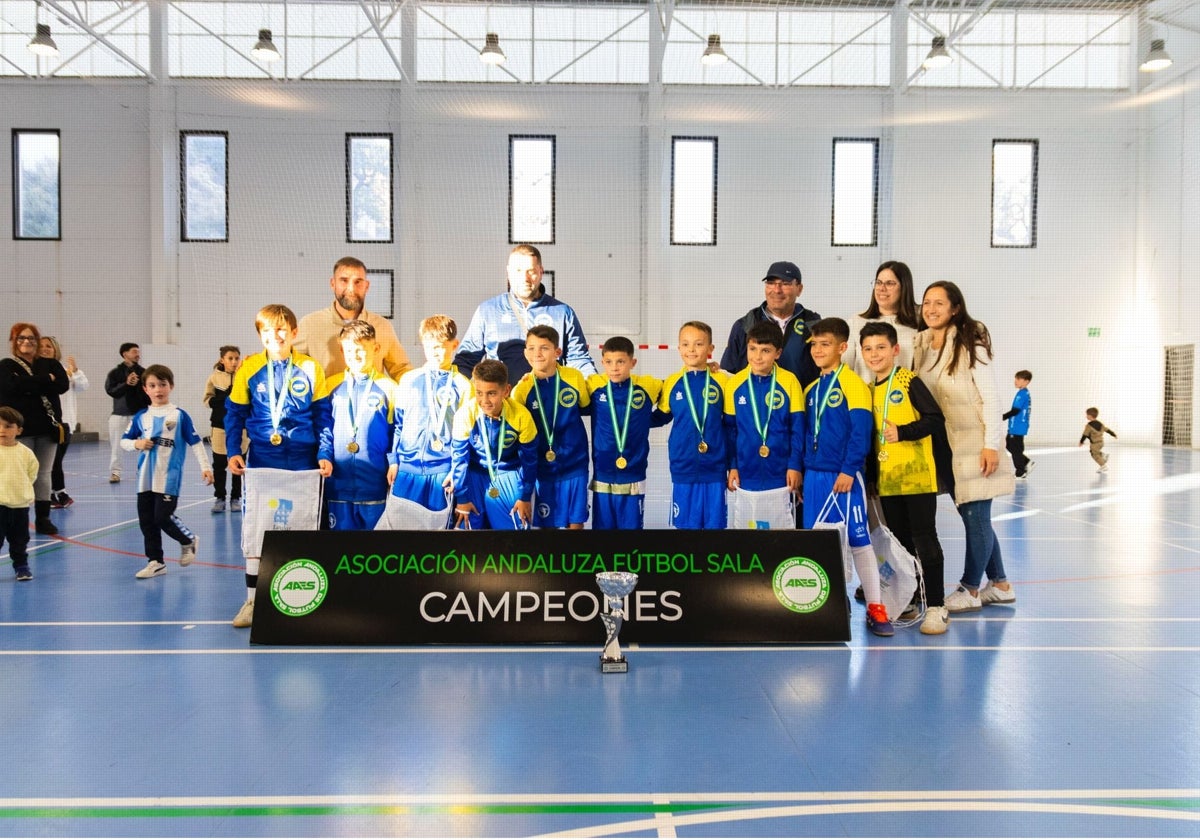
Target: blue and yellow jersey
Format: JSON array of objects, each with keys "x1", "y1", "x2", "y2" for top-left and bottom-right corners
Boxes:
[
  {"x1": 449, "y1": 397, "x2": 539, "y2": 502},
  {"x1": 320, "y1": 369, "x2": 395, "y2": 502},
  {"x1": 123, "y1": 405, "x2": 210, "y2": 497},
  {"x1": 511, "y1": 366, "x2": 591, "y2": 480},
  {"x1": 801, "y1": 364, "x2": 873, "y2": 476},
  {"x1": 390, "y1": 365, "x2": 472, "y2": 475},
  {"x1": 225, "y1": 350, "x2": 330, "y2": 469},
  {"x1": 723, "y1": 364, "x2": 805, "y2": 491},
  {"x1": 586, "y1": 373, "x2": 664, "y2": 484},
  {"x1": 658, "y1": 367, "x2": 730, "y2": 484},
  {"x1": 871, "y1": 367, "x2": 941, "y2": 496}
]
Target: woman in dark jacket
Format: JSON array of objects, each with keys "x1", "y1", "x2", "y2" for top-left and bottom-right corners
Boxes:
[{"x1": 0, "y1": 323, "x2": 69, "y2": 534}]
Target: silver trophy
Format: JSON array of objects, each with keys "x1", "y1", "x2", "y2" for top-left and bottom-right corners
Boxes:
[{"x1": 596, "y1": 571, "x2": 638, "y2": 673}]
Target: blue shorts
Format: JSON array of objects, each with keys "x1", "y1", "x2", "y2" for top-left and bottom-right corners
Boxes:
[
  {"x1": 592, "y1": 490, "x2": 644, "y2": 530},
  {"x1": 803, "y1": 469, "x2": 871, "y2": 548},
  {"x1": 391, "y1": 470, "x2": 451, "y2": 511},
  {"x1": 534, "y1": 473, "x2": 589, "y2": 528},
  {"x1": 456, "y1": 470, "x2": 528, "y2": 531},
  {"x1": 327, "y1": 499, "x2": 386, "y2": 531},
  {"x1": 671, "y1": 481, "x2": 727, "y2": 529}
]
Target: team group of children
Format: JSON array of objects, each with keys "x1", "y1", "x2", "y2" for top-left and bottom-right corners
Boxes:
[{"x1": 1, "y1": 298, "x2": 1118, "y2": 638}]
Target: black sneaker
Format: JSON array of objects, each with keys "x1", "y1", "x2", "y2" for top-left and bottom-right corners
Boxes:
[
  {"x1": 15, "y1": 566, "x2": 32, "y2": 581},
  {"x1": 35, "y1": 518, "x2": 58, "y2": 536},
  {"x1": 853, "y1": 585, "x2": 865, "y2": 603}
]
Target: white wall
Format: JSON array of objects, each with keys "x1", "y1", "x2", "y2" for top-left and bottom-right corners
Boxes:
[{"x1": 0, "y1": 78, "x2": 1175, "y2": 446}]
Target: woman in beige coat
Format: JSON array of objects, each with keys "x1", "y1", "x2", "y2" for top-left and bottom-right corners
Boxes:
[{"x1": 913, "y1": 282, "x2": 1015, "y2": 614}]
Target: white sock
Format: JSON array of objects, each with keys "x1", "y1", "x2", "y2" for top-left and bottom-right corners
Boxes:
[
  {"x1": 246, "y1": 587, "x2": 256, "y2": 601},
  {"x1": 852, "y1": 544, "x2": 881, "y2": 605}
]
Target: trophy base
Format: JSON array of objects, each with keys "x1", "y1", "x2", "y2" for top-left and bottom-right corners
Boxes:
[{"x1": 600, "y1": 656, "x2": 628, "y2": 674}]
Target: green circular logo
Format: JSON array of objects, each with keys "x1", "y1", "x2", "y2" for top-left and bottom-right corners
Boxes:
[
  {"x1": 773, "y1": 557, "x2": 830, "y2": 614},
  {"x1": 270, "y1": 559, "x2": 328, "y2": 617}
]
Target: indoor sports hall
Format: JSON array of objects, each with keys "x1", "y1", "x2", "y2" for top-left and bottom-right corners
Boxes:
[{"x1": 3, "y1": 0, "x2": 1200, "y2": 836}]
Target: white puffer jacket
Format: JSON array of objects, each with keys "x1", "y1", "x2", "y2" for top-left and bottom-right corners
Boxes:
[{"x1": 913, "y1": 327, "x2": 1014, "y2": 505}]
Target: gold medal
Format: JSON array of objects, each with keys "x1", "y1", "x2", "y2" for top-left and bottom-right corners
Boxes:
[
  {"x1": 430, "y1": 439, "x2": 444, "y2": 452},
  {"x1": 698, "y1": 441, "x2": 709, "y2": 453},
  {"x1": 545, "y1": 450, "x2": 556, "y2": 462},
  {"x1": 877, "y1": 449, "x2": 889, "y2": 462},
  {"x1": 616, "y1": 456, "x2": 628, "y2": 469},
  {"x1": 759, "y1": 445, "x2": 770, "y2": 458},
  {"x1": 269, "y1": 433, "x2": 282, "y2": 446},
  {"x1": 347, "y1": 441, "x2": 359, "y2": 454},
  {"x1": 487, "y1": 487, "x2": 500, "y2": 499}
]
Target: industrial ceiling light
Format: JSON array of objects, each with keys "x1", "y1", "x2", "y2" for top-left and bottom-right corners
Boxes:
[
  {"x1": 252, "y1": 28, "x2": 281, "y2": 63},
  {"x1": 479, "y1": 33, "x2": 506, "y2": 65},
  {"x1": 922, "y1": 35, "x2": 952, "y2": 70},
  {"x1": 27, "y1": 22, "x2": 59, "y2": 57},
  {"x1": 701, "y1": 34, "x2": 728, "y2": 66},
  {"x1": 1140, "y1": 38, "x2": 1173, "y2": 72}
]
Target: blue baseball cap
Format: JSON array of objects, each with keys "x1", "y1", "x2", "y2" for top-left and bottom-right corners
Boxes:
[{"x1": 762, "y1": 261, "x2": 802, "y2": 284}]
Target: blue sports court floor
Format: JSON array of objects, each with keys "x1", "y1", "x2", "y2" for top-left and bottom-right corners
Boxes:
[{"x1": 1, "y1": 439, "x2": 1198, "y2": 837}]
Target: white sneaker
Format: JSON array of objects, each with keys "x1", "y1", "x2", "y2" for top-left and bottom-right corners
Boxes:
[
  {"x1": 1098, "y1": 464, "x2": 1108, "y2": 473},
  {"x1": 979, "y1": 582, "x2": 1016, "y2": 606},
  {"x1": 232, "y1": 599, "x2": 255, "y2": 628},
  {"x1": 944, "y1": 585, "x2": 982, "y2": 613},
  {"x1": 920, "y1": 606, "x2": 950, "y2": 635},
  {"x1": 179, "y1": 538, "x2": 197, "y2": 567},
  {"x1": 136, "y1": 561, "x2": 166, "y2": 579}
]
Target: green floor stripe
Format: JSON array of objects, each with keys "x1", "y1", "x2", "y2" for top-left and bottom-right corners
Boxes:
[
  {"x1": 1108, "y1": 799, "x2": 1200, "y2": 810},
  {"x1": 0, "y1": 802, "x2": 733, "y2": 819}
]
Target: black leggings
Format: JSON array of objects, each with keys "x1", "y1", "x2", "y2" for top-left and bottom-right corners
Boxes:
[
  {"x1": 211, "y1": 453, "x2": 242, "y2": 501},
  {"x1": 879, "y1": 493, "x2": 946, "y2": 608},
  {"x1": 50, "y1": 426, "x2": 72, "y2": 493}
]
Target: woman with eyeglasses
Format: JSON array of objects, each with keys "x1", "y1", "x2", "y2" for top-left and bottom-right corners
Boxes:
[
  {"x1": 0, "y1": 323, "x2": 69, "y2": 535},
  {"x1": 842, "y1": 261, "x2": 921, "y2": 383}
]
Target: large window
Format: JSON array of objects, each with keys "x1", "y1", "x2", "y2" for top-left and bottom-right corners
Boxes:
[
  {"x1": 671, "y1": 137, "x2": 718, "y2": 246},
  {"x1": 346, "y1": 134, "x2": 393, "y2": 243},
  {"x1": 509, "y1": 136, "x2": 555, "y2": 245},
  {"x1": 12, "y1": 130, "x2": 61, "y2": 240},
  {"x1": 992, "y1": 140, "x2": 1038, "y2": 248},
  {"x1": 180, "y1": 131, "x2": 228, "y2": 242},
  {"x1": 831, "y1": 138, "x2": 879, "y2": 247}
]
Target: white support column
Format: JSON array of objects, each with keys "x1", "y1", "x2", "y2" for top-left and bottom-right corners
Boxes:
[
  {"x1": 396, "y1": 1, "x2": 420, "y2": 343},
  {"x1": 147, "y1": 0, "x2": 179, "y2": 346},
  {"x1": 643, "y1": 0, "x2": 668, "y2": 342}
]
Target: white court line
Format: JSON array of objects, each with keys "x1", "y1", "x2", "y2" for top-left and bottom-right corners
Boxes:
[
  {"x1": 1, "y1": 787, "x2": 1196, "y2": 807},
  {"x1": 3, "y1": 616, "x2": 1200, "y2": 628},
  {"x1": 538, "y1": 801, "x2": 1200, "y2": 838},
  {"x1": 1, "y1": 645, "x2": 1199, "y2": 655}
]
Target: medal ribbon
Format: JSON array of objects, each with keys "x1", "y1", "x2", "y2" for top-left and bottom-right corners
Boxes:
[
  {"x1": 876, "y1": 366, "x2": 898, "y2": 450},
  {"x1": 476, "y1": 410, "x2": 508, "y2": 490},
  {"x1": 266, "y1": 356, "x2": 294, "y2": 441},
  {"x1": 605, "y1": 379, "x2": 634, "y2": 459},
  {"x1": 681, "y1": 369, "x2": 710, "y2": 442},
  {"x1": 812, "y1": 363, "x2": 844, "y2": 449},
  {"x1": 345, "y1": 373, "x2": 371, "y2": 446},
  {"x1": 532, "y1": 371, "x2": 561, "y2": 453},
  {"x1": 746, "y1": 367, "x2": 777, "y2": 450}
]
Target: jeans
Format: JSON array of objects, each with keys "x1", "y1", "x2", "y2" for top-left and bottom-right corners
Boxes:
[{"x1": 956, "y1": 498, "x2": 1006, "y2": 590}]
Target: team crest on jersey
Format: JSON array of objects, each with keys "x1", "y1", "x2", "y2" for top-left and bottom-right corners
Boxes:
[
  {"x1": 532, "y1": 313, "x2": 555, "y2": 328},
  {"x1": 827, "y1": 389, "x2": 844, "y2": 407},
  {"x1": 768, "y1": 390, "x2": 786, "y2": 410},
  {"x1": 889, "y1": 389, "x2": 903, "y2": 404},
  {"x1": 793, "y1": 320, "x2": 806, "y2": 335},
  {"x1": 435, "y1": 385, "x2": 457, "y2": 407},
  {"x1": 290, "y1": 379, "x2": 310, "y2": 398},
  {"x1": 559, "y1": 390, "x2": 578, "y2": 408},
  {"x1": 706, "y1": 384, "x2": 721, "y2": 404},
  {"x1": 366, "y1": 394, "x2": 384, "y2": 411},
  {"x1": 165, "y1": 420, "x2": 176, "y2": 431},
  {"x1": 630, "y1": 389, "x2": 647, "y2": 410},
  {"x1": 501, "y1": 428, "x2": 519, "y2": 448}
]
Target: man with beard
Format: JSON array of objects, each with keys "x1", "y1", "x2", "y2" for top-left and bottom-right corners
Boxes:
[
  {"x1": 453, "y1": 244, "x2": 596, "y2": 384},
  {"x1": 295, "y1": 256, "x2": 411, "y2": 380}
]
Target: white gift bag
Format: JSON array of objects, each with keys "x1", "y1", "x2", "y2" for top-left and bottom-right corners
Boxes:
[
  {"x1": 813, "y1": 492, "x2": 855, "y2": 588},
  {"x1": 375, "y1": 492, "x2": 453, "y2": 531},
  {"x1": 241, "y1": 467, "x2": 323, "y2": 558},
  {"x1": 727, "y1": 486, "x2": 795, "y2": 530},
  {"x1": 870, "y1": 522, "x2": 923, "y2": 625}
]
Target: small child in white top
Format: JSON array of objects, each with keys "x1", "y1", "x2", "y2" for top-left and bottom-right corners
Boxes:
[{"x1": 0, "y1": 407, "x2": 39, "y2": 581}]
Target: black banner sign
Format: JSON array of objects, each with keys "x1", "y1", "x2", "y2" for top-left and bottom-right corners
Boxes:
[{"x1": 252, "y1": 529, "x2": 850, "y2": 645}]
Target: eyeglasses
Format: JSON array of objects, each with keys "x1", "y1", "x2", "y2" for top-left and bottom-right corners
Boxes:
[
  {"x1": 874, "y1": 280, "x2": 900, "y2": 290},
  {"x1": 15, "y1": 335, "x2": 37, "y2": 343},
  {"x1": 763, "y1": 279, "x2": 799, "y2": 288}
]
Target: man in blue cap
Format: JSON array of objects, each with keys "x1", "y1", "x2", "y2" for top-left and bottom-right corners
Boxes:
[{"x1": 720, "y1": 261, "x2": 821, "y2": 389}]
